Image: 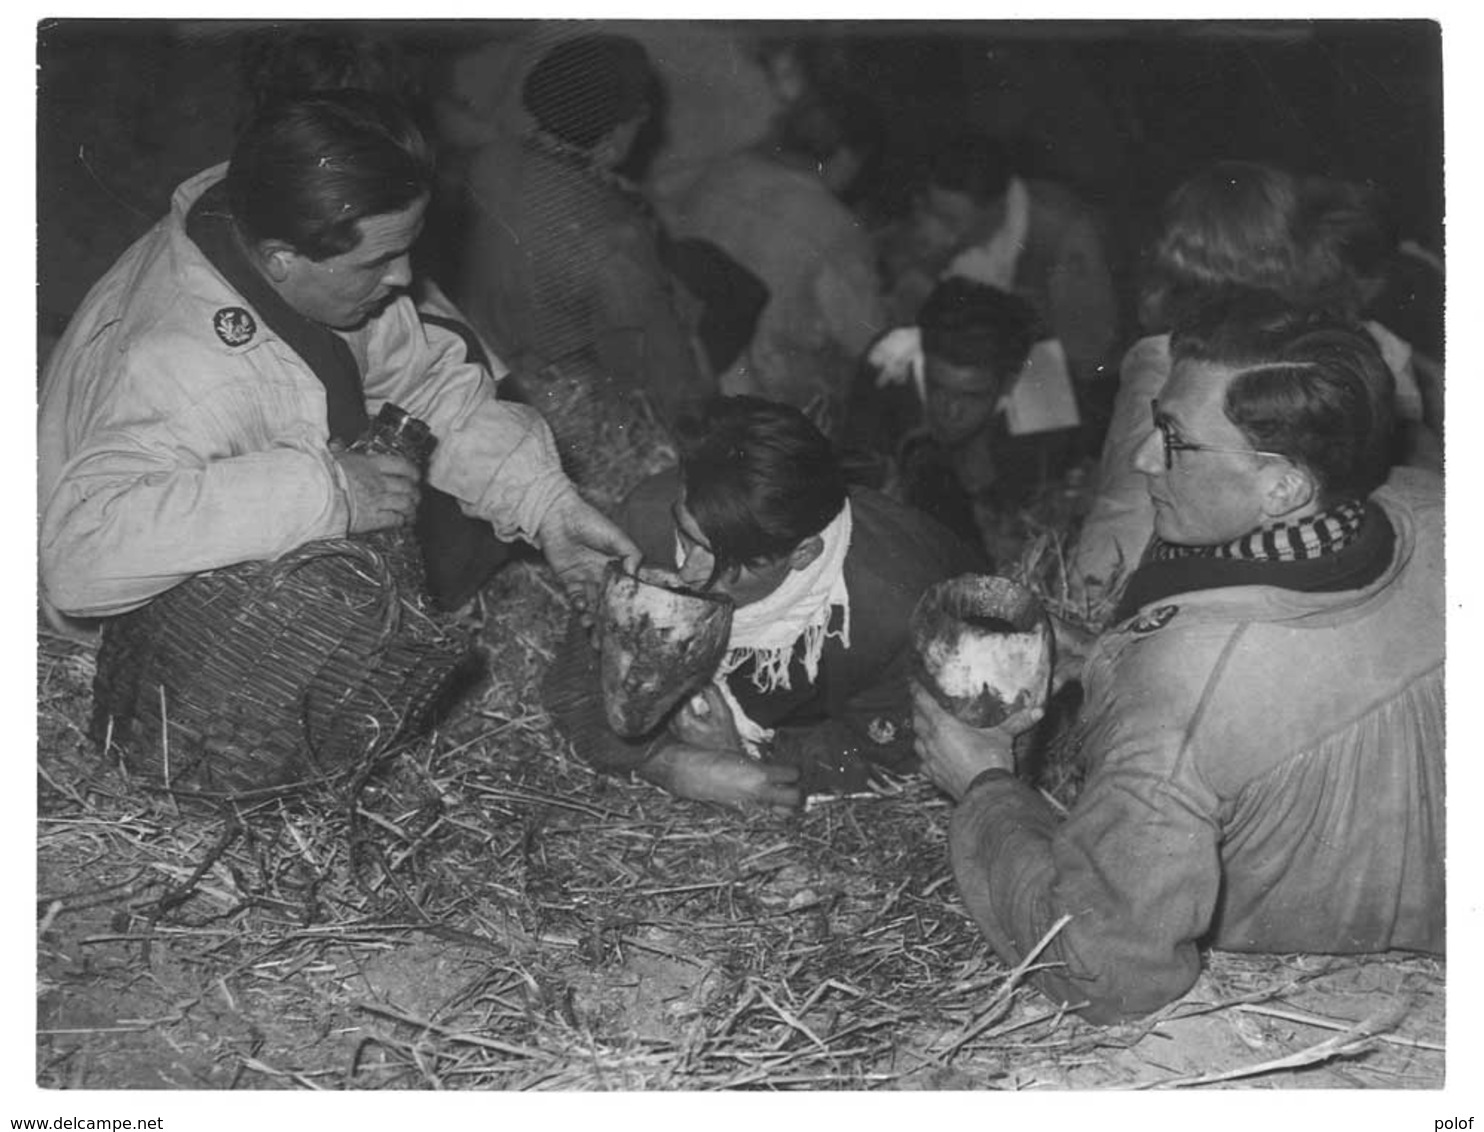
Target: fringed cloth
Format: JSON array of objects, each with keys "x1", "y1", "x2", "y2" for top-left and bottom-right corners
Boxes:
[{"x1": 684, "y1": 502, "x2": 854, "y2": 755}]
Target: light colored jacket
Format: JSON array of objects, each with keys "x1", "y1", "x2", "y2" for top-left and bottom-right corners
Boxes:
[
  {"x1": 667, "y1": 149, "x2": 887, "y2": 411},
  {"x1": 38, "y1": 165, "x2": 575, "y2": 620},
  {"x1": 950, "y1": 467, "x2": 1445, "y2": 1024}
]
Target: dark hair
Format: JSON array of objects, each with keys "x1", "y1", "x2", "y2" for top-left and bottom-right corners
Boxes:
[
  {"x1": 1302, "y1": 175, "x2": 1399, "y2": 312},
  {"x1": 226, "y1": 90, "x2": 434, "y2": 261},
  {"x1": 1171, "y1": 297, "x2": 1395, "y2": 504},
  {"x1": 676, "y1": 396, "x2": 847, "y2": 582},
  {"x1": 240, "y1": 27, "x2": 418, "y2": 114},
  {"x1": 921, "y1": 131, "x2": 1013, "y2": 203},
  {"x1": 522, "y1": 34, "x2": 658, "y2": 150},
  {"x1": 918, "y1": 277, "x2": 1042, "y2": 376}
]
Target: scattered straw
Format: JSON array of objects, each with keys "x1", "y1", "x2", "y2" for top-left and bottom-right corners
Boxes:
[{"x1": 34, "y1": 456, "x2": 1445, "y2": 1090}]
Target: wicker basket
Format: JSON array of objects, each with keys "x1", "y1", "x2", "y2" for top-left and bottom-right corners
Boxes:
[{"x1": 90, "y1": 537, "x2": 484, "y2": 801}]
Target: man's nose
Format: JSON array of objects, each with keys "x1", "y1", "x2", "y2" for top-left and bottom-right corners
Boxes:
[
  {"x1": 1132, "y1": 428, "x2": 1165, "y2": 476},
  {"x1": 677, "y1": 548, "x2": 710, "y2": 587},
  {"x1": 382, "y1": 254, "x2": 413, "y2": 290}
]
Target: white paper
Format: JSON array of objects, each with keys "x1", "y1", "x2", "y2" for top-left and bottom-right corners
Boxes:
[{"x1": 1000, "y1": 338, "x2": 1081, "y2": 436}]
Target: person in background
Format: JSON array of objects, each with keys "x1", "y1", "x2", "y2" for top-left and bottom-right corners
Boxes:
[
  {"x1": 238, "y1": 25, "x2": 428, "y2": 121},
  {"x1": 1302, "y1": 174, "x2": 1445, "y2": 453},
  {"x1": 913, "y1": 300, "x2": 1443, "y2": 1025},
  {"x1": 665, "y1": 89, "x2": 889, "y2": 424},
  {"x1": 543, "y1": 396, "x2": 985, "y2": 810},
  {"x1": 878, "y1": 130, "x2": 1120, "y2": 397},
  {"x1": 449, "y1": 34, "x2": 711, "y2": 471},
  {"x1": 1070, "y1": 160, "x2": 1441, "y2": 607},
  {"x1": 38, "y1": 92, "x2": 637, "y2": 637},
  {"x1": 839, "y1": 277, "x2": 1064, "y2": 562}
]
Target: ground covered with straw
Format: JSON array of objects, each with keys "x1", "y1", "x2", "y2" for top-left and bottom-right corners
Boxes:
[{"x1": 35, "y1": 421, "x2": 1445, "y2": 1093}]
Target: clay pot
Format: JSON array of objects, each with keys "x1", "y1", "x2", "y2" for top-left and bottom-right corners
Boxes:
[
  {"x1": 910, "y1": 574, "x2": 1053, "y2": 728},
  {"x1": 597, "y1": 561, "x2": 734, "y2": 737}
]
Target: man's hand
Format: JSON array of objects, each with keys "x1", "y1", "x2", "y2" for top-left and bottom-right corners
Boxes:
[
  {"x1": 867, "y1": 326, "x2": 925, "y2": 401},
  {"x1": 638, "y1": 743, "x2": 801, "y2": 813},
  {"x1": 668, "y1": 684, "x2": 744, "y2": 752},
  {"x1": 332, "y1": 446, "x2": 420, "y2": 534},
  {"x1": 911, "y1": 680, "x2": 1043, "y2": 801},
  {"x1": 535, "y1": 490, "x2": 642, "y2": 611}
]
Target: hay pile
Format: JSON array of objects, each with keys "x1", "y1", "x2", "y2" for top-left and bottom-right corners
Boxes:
[{"x1": 35, "y1": 442, "x2": 1445, "y2": 1091}]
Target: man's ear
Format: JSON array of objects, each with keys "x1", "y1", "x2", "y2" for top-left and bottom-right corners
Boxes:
[
  {"x1": 786, "y1": 534, "x2": 825, "y2": 572},
  {"x1": 256, "y1": 239, "x2": 299, "y2": 283},
  {"x1": 1262, "y1": 463, "x2": 1317, "y2": 520}
]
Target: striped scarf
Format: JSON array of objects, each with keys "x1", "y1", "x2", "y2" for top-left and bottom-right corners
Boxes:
[
  {"x1": 1147, "y1": 499, "x2": 1366, "y2": 564},
  {"x1": 1113, "y1": 496, "x2": 1394, "y2": 626}
]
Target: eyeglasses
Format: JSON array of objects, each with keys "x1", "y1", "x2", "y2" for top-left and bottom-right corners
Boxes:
[{"x1": 1150, "y1": 400, "x2": 1285, "y2": 471}]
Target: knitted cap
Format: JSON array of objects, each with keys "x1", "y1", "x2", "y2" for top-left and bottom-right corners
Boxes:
[{"x1": 522, "y1": 34, "x2": 656, "y2": 150}]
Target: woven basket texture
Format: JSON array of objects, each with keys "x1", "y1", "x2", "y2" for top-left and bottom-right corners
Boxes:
[{"x1": 90, "y1": 537, "x2": 482, "y2": 800}]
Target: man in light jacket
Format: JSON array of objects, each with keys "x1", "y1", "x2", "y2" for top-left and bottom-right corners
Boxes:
[
  {"x1": 912, "y1": 299, "x2": 1444, "y2": 1024},
  {"x1": 39, "y1": 91, "x2": 637, "y2": 632}
]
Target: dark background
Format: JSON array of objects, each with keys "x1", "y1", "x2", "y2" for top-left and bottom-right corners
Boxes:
[{"x1": 36, "y1": 18, "x2": 1444, "y2": 344}]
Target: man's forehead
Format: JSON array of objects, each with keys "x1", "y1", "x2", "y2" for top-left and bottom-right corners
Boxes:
[
  {"x1": 1163, "y1": 357, "x2": 1240, "y2": 414},
  {"x1": 345, "y1": 196, "x2": 428, "y2": 257},
  {"x1": 926, "y1": 354, "x2": 1000, "y2": 392}
]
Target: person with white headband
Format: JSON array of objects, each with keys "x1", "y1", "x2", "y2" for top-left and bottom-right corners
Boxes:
[{"x1": 543, "y1": 395, "x2": 985, "y2": 809}]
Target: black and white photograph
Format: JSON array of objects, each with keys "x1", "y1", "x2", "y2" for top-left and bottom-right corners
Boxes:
[{"x1": 22, "y1": 8, "x2": 1466, "y2": 1121}]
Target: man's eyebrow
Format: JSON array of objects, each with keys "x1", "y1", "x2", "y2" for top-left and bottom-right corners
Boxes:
[
  {"x1": 1152, "y1": 401, "x2": 1184, "y2": 430},
  {"x1": 364, "y1": 243, "x2": 412, "y2": 266}
]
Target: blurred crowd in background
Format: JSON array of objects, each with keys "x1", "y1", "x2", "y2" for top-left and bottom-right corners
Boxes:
[{"x1": 36, "y1": 19, "x2": 1445, "y2": 573}]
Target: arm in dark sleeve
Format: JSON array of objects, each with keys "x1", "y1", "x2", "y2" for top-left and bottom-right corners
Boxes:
[
  {"x1": 949, "y1": 731, "x2": 1220, "y2": 1024},
  {"x1": 766, "y1": 626, "x2": 920, "y2": 795},
  {"x1": 592, "y1": 225, "x2": 713, "y2": 421},
  {"x1": 765, "y1": 494, "x2": 989, "y2": 793},
  {"x1": 768, "y1": 715, "x2": 913, "y2": 796}
]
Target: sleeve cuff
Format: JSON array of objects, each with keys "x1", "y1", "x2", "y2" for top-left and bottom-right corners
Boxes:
[{"x1": 963, "y1": 767, "x2": 1017, "y2": 799}]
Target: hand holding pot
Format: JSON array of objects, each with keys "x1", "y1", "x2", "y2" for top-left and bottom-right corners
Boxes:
[
  {"x1": 911, "y1": 680, "x2": 1043, "y2": 801},
  {"x1": 668, "y1": 684, "x2": 744, "y2": 752},
  {"x1": 537, "y1": 490, "x2": 642, "y2": 613}
]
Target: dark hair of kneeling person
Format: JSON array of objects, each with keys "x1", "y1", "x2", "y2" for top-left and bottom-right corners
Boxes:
[{"x1": 542, "y1": 395, "x2": 987, "y2": 810}]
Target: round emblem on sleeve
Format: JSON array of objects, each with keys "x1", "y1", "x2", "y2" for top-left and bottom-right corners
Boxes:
[
  {"x1": 213, "y1": 306, "x2": 257, "y2": 346},
  {"x1": 1131, "y1": 604, "x2": 1179, "y2": 634}
]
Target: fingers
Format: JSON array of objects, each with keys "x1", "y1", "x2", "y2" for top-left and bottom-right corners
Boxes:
[
  {"x1": 366, "y1": 450, "x2": 417, "y2": 476},
  {"x1": 752, "y1": 763, "x2": 804, "y2": 812},
  {"x1": 334, "y1": 448, "x2": 422, "y2": 532},
  {"x1": 1001, "y1": 705, "x2": 1046, "y2": 734},
  {"x1": 756, "y1": 767, "x2": 803, "y2": 811},
  {"x1": 371, "y1": 469, "x2": 421, "y2": 525},
  {"x1": 762, "y1": 785, "x2": 804, "y2": 813},
  {"x1": 762, "y1": 761, "x2": 801, "y2": 785}
]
